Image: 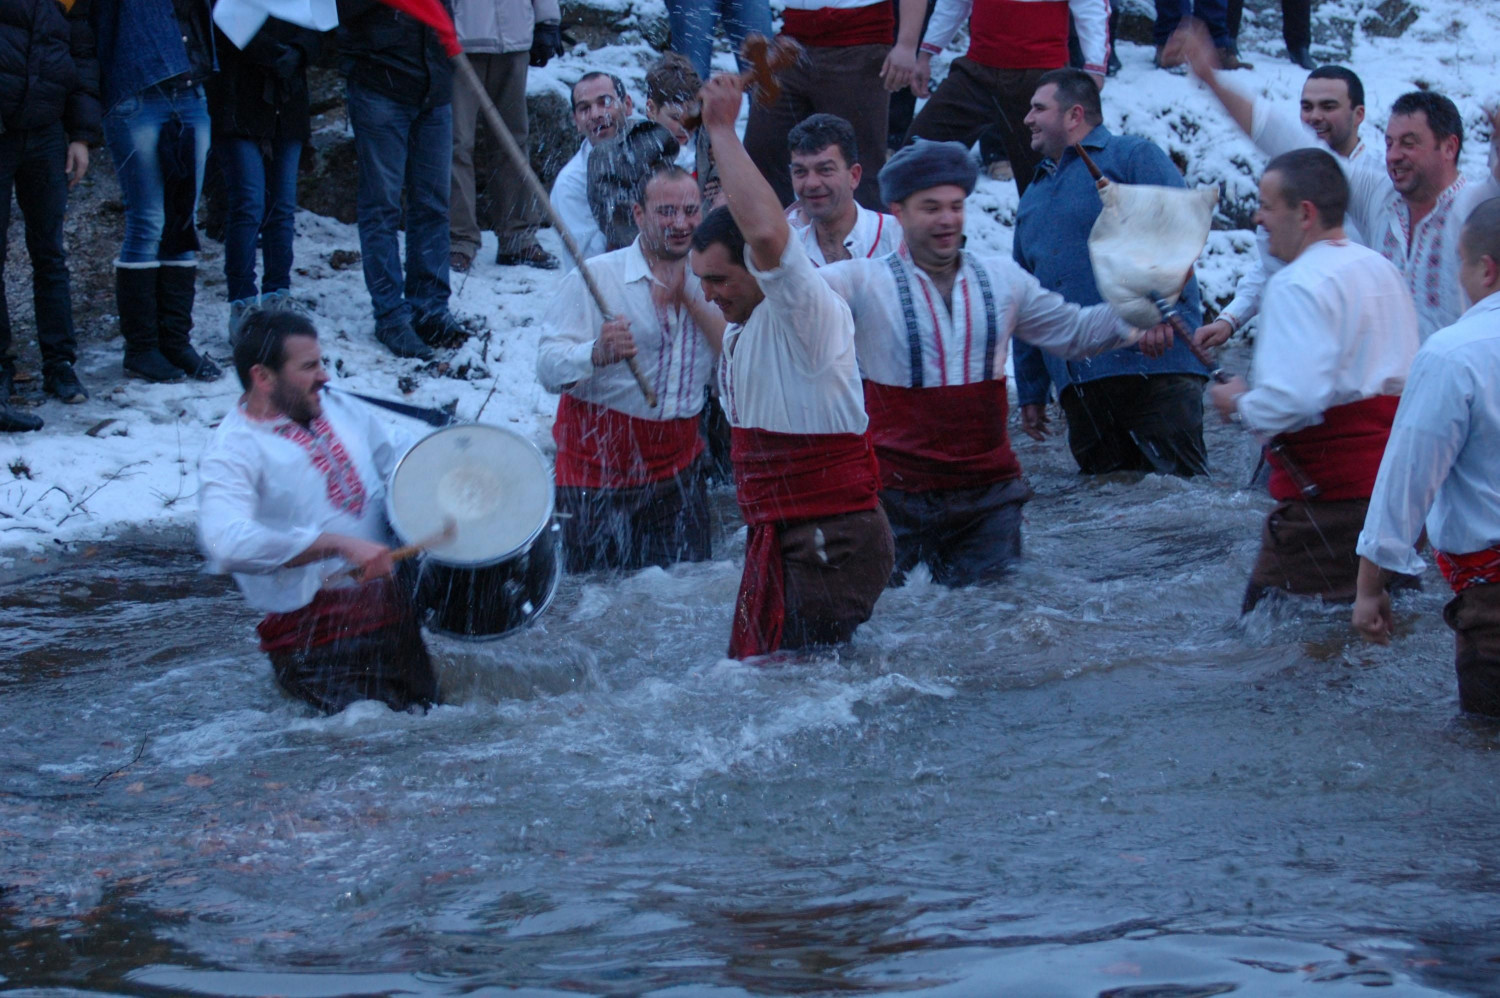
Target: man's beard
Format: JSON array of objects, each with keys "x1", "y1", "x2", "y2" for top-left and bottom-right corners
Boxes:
[{"x1": 271, "y1": 379, "x2": 320, "y2": 425}]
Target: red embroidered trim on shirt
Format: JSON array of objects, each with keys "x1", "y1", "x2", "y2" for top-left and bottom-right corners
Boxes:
[{"x1": 271, "y1": 416, "x2": 367, "y2": 516}]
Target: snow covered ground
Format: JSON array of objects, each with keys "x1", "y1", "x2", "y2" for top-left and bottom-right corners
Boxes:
[{"x1": 1, "y1": 0, "x2": 1495, "y2": 558}]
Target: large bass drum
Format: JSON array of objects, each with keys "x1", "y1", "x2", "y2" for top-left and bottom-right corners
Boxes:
[{"x1": 386, "y1": 423, "x2": 561, "y2": 641}]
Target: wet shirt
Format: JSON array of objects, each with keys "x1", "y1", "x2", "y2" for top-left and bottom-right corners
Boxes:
[
  {"x1": 819, "y1": 245, "x2": 1136, "y2": 387},
  {"x1": 789, "y1": 202, "x2": 903, "y2": 267},
  {"x1": 1250, "y1": 101, "x2": 1500, "y2": 341},
  {"x1": 717, "y1": 236, "x2": 868, "y2": 435},
  {"x1": 198, "y1": 391, "x2": 413, "y2": 613},
  {"x1": 1237, "y1": 240, "x2": 1419, "y2": 436},
  {"x1": 536, "y1": 237, "x2": 717, "y2": 420},
  {"x1": 551, "y1": 140, "x2": 608, "y2": 265},
  {"x1": 1358, "y1": 293, "x2": 1500, "y2": 577}
]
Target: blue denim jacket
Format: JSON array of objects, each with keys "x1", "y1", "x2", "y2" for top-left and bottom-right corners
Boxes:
[
  {"x1": 90, "y1": 0, "x2": 214, "y2": 112},
  {"x1": 1012, "y1": 125, "x2": 1208, "y2": 407}
]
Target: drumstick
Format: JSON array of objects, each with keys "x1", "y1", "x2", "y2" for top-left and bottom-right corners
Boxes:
[
  {"x1": 332, "y1": 517, "x2": 457, "y2": 583},
  {"x1": 451, "y1": 55, "x2": 658, "y2": 409}
]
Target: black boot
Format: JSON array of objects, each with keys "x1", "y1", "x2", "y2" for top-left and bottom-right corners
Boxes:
[
  {"x1": 117, "y1": 265, "x2": 185, "y2": 383},
  {"x1": 0, "y1": 366, "x2": 43, "y2": 432},
  {"x1": 157, "y1": 265, "x2": 221, "y2": 381}
]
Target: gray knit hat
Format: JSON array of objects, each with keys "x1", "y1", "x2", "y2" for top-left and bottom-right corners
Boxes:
[{"x1": 878, "y1": 139, "x2": 978, "y2": 206}]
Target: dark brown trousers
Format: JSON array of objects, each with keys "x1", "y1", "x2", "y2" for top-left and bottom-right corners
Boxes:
[
  {"x1": 903, "y1": 59, "x2": 1050, "y2": 196},
  {"x1": 780, "y1": 505, "x2": 895, "y2": 649},
  {"x1": 743, "y1": 42, "x2": 890, "y2": 210},
  {"x1": 268, "y1": 605, "x2": 437, "y2": 716},
  {"x1": 1445, "y1": 582, "x2": 1500, "y2": 718},
  {"x1": 1242, "y1": 498, "x2": 1369, "y2": 612}
]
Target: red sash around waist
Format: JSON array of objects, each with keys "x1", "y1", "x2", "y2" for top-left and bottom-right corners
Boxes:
[
  {"x1": 1268, "y1": 395, "x2": 1399, "y2": 503},
  {"x1": 257, "y1": 576, "x2": 404, "y2": 654},
  {"x1": 780, "y1": 2, "x2": 893, "y2": 47},
  {"x1": 553, "y1": 394, "x2": 704, "y2": 489},
  {"x1": 967, "y1": 0, "x2": 1071, "y2": 69},
  {"x1": 863, "y1": 379, "x2": 1021, "y2": 493},
  {"x1": 1435, "y1": 546, "x2": 1500, "y2": 594},
  {"x1": 728, "y1": 427, "x2": 880, "y2": 659}
]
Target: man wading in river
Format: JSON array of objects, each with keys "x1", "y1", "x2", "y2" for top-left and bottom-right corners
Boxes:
[
  {"x1": 1354, "y1": 198, "x2": 1500, "y2": 718},
  {"x1": 536, "y1": 162, "x2": 725, "y2": 573},
  {"x1": 819, "y1": 139, "x2": 1168, "y2": 585},
  {"x1": 197, "y1": 310, "x2": 437, "y2": 714},
  {"x1": 692, "y1": 72, "x2": 895, "y2": 659},
  {"x1": 1210, "y1": 148, "x2": 1419, "y2": 612}
]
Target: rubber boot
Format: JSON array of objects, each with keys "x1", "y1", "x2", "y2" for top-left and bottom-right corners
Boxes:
[
  {"x1": 157, "y1": 264, "x2": 222, "y2": 381},
  {"x1": 117, "y1": 265, "x2": 185, "y2": 383},
  {"x1": 0, "y1": 365, "x2": 43, "y2": 432}
]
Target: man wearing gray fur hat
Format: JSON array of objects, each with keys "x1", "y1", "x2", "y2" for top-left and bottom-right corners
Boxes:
[{"x1": 818, "y1": 139, "x2": 1171, "y2": 585}]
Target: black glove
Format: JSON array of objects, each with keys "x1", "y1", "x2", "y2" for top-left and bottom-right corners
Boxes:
[{"x1": 529, "y1": 21, "x2": 566, "y2": 67}]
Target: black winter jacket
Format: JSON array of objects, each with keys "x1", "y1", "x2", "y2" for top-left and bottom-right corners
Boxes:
[
  {"x1": 206, "y1": 18, "x2": 322, "y2": 143},
  {"x1": 0, "y1": 0, "x2": 101, "y2": 143},
  {"x1": 336, "y1": 0, "x2": 452, "y2": 110}
]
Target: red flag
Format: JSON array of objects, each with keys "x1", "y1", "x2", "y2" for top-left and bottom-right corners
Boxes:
[{"x1": 379, "y1": 0, "x2": 462, "y2": 57}]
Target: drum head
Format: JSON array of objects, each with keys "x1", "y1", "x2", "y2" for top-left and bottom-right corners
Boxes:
[{"x1": 386, "y1": 424, "x2": 554, "y2": 567}]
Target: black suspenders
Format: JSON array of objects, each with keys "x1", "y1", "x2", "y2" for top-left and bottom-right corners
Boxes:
[{"x1": 887, "y1": 255, "x2": 1003, "y2": 387}]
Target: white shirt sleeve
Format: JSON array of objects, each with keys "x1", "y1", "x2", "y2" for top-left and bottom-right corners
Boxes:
[
  {"x1": 1356, "y1": 349, "x2": 1471, "y2": 576},
  {"x1": 1009, "y1": 262, "x2": 1138, "y2": 357},
  {"x1": 1237, "y1": 279, "x2": 1341, "y2": 435},
  {"x1": 919, "y1": 0, "x2": 973, "y2": 55},
  {"x1": 551, "y1": 149, "x2": 606, "y2": 264},
  {"x1": 1222, "y1": 252, "x2": 1269, "y2": 328},
  {"x1": 198, "y1": 442, "x2": 321, "y2": 576},
  {"x1": 535, "y1": 268, "x2": 604, "y2": 393},
  {"x1": 1068, "y1": 0, "x2": 1110, "y2": 73},
  {"x1": 748, "y1": 237, "x2": 857, "y2": 375}
]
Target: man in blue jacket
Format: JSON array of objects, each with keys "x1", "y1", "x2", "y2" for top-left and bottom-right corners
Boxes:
[{"x1": 1013, "y1": 68, "x2": 1209, "y2": 477}]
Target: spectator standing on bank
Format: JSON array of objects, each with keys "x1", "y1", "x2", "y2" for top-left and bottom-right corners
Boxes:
[
  {"x1": 0, "y1": 0, "x2": 100, "y2": 429},
  {"x1": 338, "y1": 0, "x2": 463, "y2": 360},
  {"x1": 207, "y1": 15, "x2": 322, "y2": 341},
  {"x1": 450, "y1": 0, "x2": 564, "y2": 274},
  {"x1": 666, "y1": 0, "x2": 770, "y2": 81},
  {"x1": 91, "y1": 0, "x2": 223, "y2": 384}
]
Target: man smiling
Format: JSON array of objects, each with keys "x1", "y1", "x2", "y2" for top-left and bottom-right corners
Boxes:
[
  {"x1": 786, "y1": 114, "x2": 901, "y2": 266},
  {"x1": 550, "y1": 71, "x2": 635, "y2": 263}
]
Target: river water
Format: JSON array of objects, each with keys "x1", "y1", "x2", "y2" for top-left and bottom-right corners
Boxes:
[{"x1": 4, "y1": 390, "x2": 1499, "y2": 996}]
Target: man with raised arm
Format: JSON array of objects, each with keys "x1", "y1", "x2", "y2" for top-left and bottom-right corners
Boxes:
[
  {"x1": 198, "y1": 310, "x2": 437, "y2": 715},
  {"x1": 819, "y1": 140, "x2": 1164, "y2": 585},
  {"x1": 537, "y1": 163, "x2": 725, "y2": 573},
  {"x1": 1012, "y1": 68, "x2": 1211, "y2": 477},
  {"x1": 1194, "y1": 65, "x2": 1368, "y2": 350},
  {"x1": 786, "y1": 114, "x2": 903, "y2": 266},
  {"x1": 691, "y1": 73, "x2": 895, "y2": 659},
  {"x1": 1170, "y1": 22, "x2": 1500, "y2": 341},
  {"x1": 1210, "y1": 149, "x2": 1419, "y2": 612},
  {"x1": 1354, "y1": 199, "x2": 1500, "y2": 717}
]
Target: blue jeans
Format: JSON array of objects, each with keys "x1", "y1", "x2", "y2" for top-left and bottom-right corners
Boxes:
[
  {"x1": 0, "y1": 122, "x2": 76, "y2": 367},
  {"x1": 1153, "y1": 0, "x2": 1231, "y2": 48},
  {"x1": 219, "y1": 136, "x2": 302, "y2": 302},
  {"x1": 667, "y1": 0, "x2": 772, "y2": 80},
  {"x1": 346, "y1": 82, "x2": 451, "y2": 329},
  {"x1": 102, "y1": 85, "x2": 211, "y2": 264}
]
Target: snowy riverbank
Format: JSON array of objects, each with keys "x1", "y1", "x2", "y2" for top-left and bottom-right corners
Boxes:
[{"x1": 1, "y1": 0, "x2": 1495, "y2": 559}]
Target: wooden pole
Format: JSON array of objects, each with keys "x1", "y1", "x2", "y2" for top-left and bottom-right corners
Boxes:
[{"x1": 452, "y1": 53, "x2": 658, "y2": 408}]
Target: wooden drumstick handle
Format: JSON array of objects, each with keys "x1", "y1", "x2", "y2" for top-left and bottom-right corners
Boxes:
[
  {"x1": 452, "y1": 54, "x2": 659, "y2": 409},
  {"x1": 333, "y1": 518, "x2": 456, "y2": 583}
]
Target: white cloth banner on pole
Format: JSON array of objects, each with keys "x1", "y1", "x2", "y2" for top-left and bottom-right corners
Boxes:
[{"x1": 212, "y1": 0, "x2": 339, "y2": 49}]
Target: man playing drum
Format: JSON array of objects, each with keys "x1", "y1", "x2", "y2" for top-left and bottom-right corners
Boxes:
[
  {"x1": 198, "y1": 311, "x2": 437, "y2": 714},
  {"x1": 1208, "y1": 149, "x2": 1419, "y2": 612},
  {"x1": 692, "y1": 72, "x2": 895, "y2": 659},
  {"x1": 537, "y1": 163, "x2": 725, "y2": 573},
  {"x1": 819, "y1": 140, "x2": 1166, "y2": 586}
]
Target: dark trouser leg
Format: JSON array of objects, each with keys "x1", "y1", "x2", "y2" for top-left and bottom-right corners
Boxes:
[
  {"x1": 0, "y1": 131, "x2": 22, "y2": 364},
  {"x1": 780, "y1": 505, "x2": 895, "y2": 648},
  {"x1": 1241, "y1": 498, "x2": 1370, "y2": 612},
  {"x1": 904, "y1": 60, "x2": 1045, "y2": 194},
  {"x1": 487, "y1": 52, "x2": 544, "y2": 256},
  {"x1": 260, "y1": 136, "x2": 302, "y2": 295},
  {"x1": 269, "y1": 614, "x2": 436, "y2": 715},
  {"x1": 743, "y1": 55, "x2": 815, "y2": 207},
  {"x1": 1058, "y1": 375, "x2": 1207, "y2": 477},
  {"x1": 1281, "y1": 0, "x2": 1311, "y2": 53},
  {"x1": 219, "y1": 136, "x2": 269, "y2": 303},
  {"x1": 557, "y1": 461, "x2": 713, "y2": 573},
  {"x1": 348, "y1": 82, "x2": 418, "y2": 328},
  {"x1": 1445, "y1": 584, "x2": 1500, "y2": 718},
  {"x1": 12, "y1": 123, "x2": 77, "y2": 368},
  {"x1": 404, "y1": 101, "x2": 453, "y2": 322},
  {"x1": 883, "y1": 478, "x2": 1032, "y2": 587}
]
